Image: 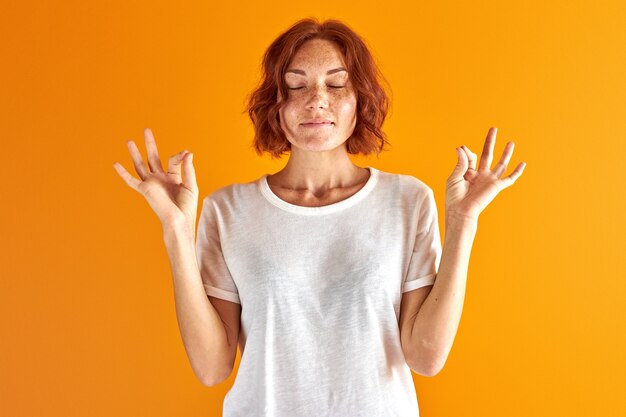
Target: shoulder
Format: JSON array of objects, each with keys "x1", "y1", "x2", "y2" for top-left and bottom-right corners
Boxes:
[
  {"x1": 200, "y1": 175, "x2": 262, "y2": 212},
  {"x1": 375, "y1": 168, "x2": 435, "y2": 199}
]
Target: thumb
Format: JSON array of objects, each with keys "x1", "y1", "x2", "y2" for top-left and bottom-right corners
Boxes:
[
  {"x1": 182, "y1": 152, "x2": 198, "y2": 193},
  {"x1": 449, "y1": 147, "x2": 468, "y2": 180}
]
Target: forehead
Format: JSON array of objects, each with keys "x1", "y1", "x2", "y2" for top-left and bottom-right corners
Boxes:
[{"x1": 286, "y1": 39, "x2": 347, "y2": 72}]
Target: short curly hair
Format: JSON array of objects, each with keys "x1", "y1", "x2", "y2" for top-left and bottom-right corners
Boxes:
[{"x1": 244, "y1": 17, "x2": 392, "y2": 159}]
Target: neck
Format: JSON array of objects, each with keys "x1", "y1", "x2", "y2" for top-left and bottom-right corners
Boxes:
[{"x1": 268, "y1": 146, "x2": 367, "y2": 194}]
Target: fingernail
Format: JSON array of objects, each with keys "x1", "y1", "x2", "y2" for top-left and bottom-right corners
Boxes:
[{"x1": 190, "y1": 153, "x2": 193, "y2": 161}]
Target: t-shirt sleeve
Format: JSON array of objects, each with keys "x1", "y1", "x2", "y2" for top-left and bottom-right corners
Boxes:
[
  {"x1": 402, "y1": 188, "x2": 442, "y2": 293},
  {"x1": 195, "y1": 196, "x2": 241, "y2": 304}
]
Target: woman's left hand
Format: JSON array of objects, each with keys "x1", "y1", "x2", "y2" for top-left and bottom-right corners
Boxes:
[{"x1": 445, "y1": 127, "x2": 526, "y2": 221}]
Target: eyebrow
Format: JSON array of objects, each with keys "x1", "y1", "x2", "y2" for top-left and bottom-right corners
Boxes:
[{"x1": 285, "y1": 67, "x2": 347, "y2": 76}]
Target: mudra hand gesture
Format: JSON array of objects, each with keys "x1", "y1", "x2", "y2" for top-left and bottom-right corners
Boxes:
[
  {"x1": 113, "y1": 128, "x2": 199, "y2": 233},
  {"x1": 445, "y1": 127, "x2": 526, "y2": 221}
]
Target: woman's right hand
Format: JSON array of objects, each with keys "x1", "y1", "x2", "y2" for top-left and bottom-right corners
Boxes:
[{"x1": 113, "y1": 128, "x2": 199, "y2": 234}]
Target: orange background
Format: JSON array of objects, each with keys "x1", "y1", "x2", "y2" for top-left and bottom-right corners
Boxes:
[{"x1": 2, "y1": 1, "x2": 625, "y2": 416}]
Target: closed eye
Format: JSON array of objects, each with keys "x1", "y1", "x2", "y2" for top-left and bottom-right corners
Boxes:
[{"x1": 287, "y1": 86, "x2": 345, "y2": 90}]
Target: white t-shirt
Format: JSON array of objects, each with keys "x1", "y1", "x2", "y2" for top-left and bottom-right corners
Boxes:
[{"x1": 195, "y1": 166, "x2": 442, "y2": 417}]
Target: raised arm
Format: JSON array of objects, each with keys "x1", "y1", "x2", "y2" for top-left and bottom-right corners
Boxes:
[
  {"x1": 113, "y1": 128, "x2": 237, "y2": 386},
  {"x1": 403, "y1": 127, "x2": 526, "y2": 376}
]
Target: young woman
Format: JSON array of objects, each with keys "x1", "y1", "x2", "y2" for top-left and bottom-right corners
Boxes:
[{"x1": 113, "y1": 17, "x2": 525, "y2": 417}]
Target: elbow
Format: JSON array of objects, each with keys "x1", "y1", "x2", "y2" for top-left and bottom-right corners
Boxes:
[
  {"x1": 200, "y1": 374, "x2": 221, "y2": 387},
  {"x1": 200, "y1": 370, "x2": 227, "y2": 387},
  {"x1": 195, "y1": 350, "x2": 236, "y2": 387},
  {"x1": 199, "y1": 365, "x2": 232, "y2": 387},
  {"x1": 406, "y1": 350, "x2": 446, "y2": 378},
  {"x1": 419, "y1": 360, "x2": 445, "y2": 377},
  {"x1": 409, "y1": 358, "x2": 445, "y2": 378}
]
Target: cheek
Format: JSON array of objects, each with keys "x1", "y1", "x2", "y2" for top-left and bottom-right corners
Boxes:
[
  {"x1": 337, "y1": 95, "x2": 357, "y2": 118},
  {"x1": 279, "y1": 103, "x2": 300, "y2": 134},
  {"x1": 279, "y1": 101, "x2": 297, "y2": 122}
]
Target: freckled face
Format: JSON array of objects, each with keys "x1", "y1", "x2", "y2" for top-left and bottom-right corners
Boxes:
[{"x1": 278, "y1": 38, "x2": 358, "y2": 153}]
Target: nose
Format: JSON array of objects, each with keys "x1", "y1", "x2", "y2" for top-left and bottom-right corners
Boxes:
[{"x1": 306, "y1": 86, "x2": 329, "y2": 109}]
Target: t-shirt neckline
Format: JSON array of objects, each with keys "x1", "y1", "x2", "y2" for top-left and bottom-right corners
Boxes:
[{"x1": 258, "y1": 166, "x2": 379, "y2": 215}]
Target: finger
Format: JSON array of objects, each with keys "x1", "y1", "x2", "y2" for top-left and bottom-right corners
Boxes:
[
  {"x1": 144, "y1": 128, "x2": 165, "y2": 173},
  {"x1": 493, "y1": 141, "x2": 515, "y2": 178},
  {"x1": 182, "y1": 152, "x2": 198, "y2": 193},
  {"x1": 449, "y1": 146, "x2": 468, "y2": 181},
  {"x1": 167, "y1": 150, "x2": 189, "y2": 177},
  {"x1": 113, "y1": 162, "x2": 142, "y2": 192},
  {"x1": 461, "y1": 145, "x2": 477, "y2": 171},
  {"x1": 127, "y1": 140, "x2": 150, "y2": 179},
  {"x1": 499, "y1": 162, "x2": 526, "y2": 189},
  {"x1": 478, "y1": 127, "x2": 497, "y2": 171}
]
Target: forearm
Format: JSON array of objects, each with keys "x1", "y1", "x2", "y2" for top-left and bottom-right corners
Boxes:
[
  {"x1": 408, "y1": 213, "x2": 478, "y2": 375},
  {"x1": 162, "y1": 224, "x2": 231, "y2": 385}
]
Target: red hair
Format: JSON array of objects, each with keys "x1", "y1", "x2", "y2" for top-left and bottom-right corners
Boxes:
[{"x1": 244, "y1": 18, "x2": 392, "y2": 159}]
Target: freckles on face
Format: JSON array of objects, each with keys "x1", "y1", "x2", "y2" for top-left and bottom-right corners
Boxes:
[
  {"x1": 279, "y1": 81, "x2": 357, "y2": 134},
  {"x1": 280, "y1": 70, "x2": 357, "y2": 122},
  {"x1": 277, "y1": 38, "x2": 360, "y2": 149},
  {"x1": 283, "y1": 82, "x2": 356, "y2": 109}
]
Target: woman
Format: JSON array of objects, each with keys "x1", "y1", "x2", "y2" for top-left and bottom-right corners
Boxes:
[{"x1": 113, "y1": 18, "x2": 525, "y2": 417}]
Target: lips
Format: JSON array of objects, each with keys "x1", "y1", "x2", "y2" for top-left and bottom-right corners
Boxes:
[{"x1": 301, "y1": 119, "x2": 333, "y2": 125}]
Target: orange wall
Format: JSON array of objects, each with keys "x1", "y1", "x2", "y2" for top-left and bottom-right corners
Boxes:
[{"x1": 1, "y1": 1, "x2": 624, "y2": 416}]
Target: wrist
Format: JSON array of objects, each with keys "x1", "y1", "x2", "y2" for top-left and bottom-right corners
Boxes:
[
  {"x1": 445, "y1": 211, "x2": 479, "y2": 232},
  {"x1": 162, "y1": 221, "x2": 196, "y2": 243}
]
